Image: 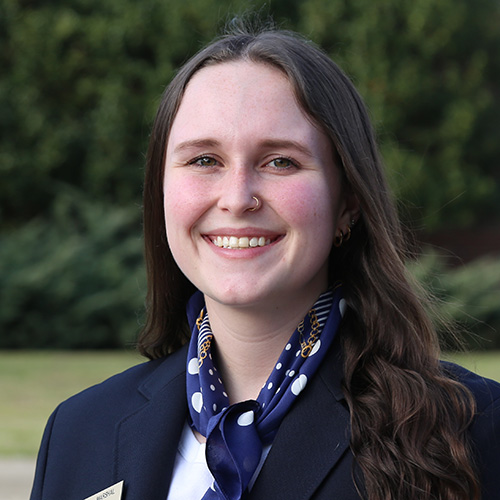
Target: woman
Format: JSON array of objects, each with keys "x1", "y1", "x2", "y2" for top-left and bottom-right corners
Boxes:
[{"x1": 31, "y1": 22, "x2": 500, "y2": 500}]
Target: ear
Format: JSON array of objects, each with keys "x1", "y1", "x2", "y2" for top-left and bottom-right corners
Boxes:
[{"x1": 337, "y1": 189, "x2": 360, "y2": 232}]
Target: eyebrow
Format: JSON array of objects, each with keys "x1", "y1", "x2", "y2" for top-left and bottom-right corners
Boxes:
[
  {"x1": 258, "y1": 139, "x2": 315, "y2": 158},
  {"x1": 172, "y1": 139, "x2": 221, "y2": 154},
  {"x1": 172, "y1": 138, "x2": 315, "y2": 157}
]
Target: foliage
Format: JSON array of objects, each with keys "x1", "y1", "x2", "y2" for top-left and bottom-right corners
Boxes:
[
  {"x1": 409, "y1": 250, "x2": 500, "y2": 349},
  {"x1": 0, "y1": 190, "x2": 145, "y2": 348},
  {"x1": 0, "y1": 0, "x2": 249, "y2": 224},
  {"x1": 2, "y1": 197, "x2": 499, "y2": 349},
  {"x1": 1, "y1": 0, "x2": 499, "y2": 229},
  {"x1": 1, "y1": 0, "x2": 500, "y2": 348},
  {"x1": 297, "y1": 0, "x2": 500, "y2": 228}
]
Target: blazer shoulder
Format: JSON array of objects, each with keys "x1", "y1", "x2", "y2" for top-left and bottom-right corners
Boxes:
[
  {"x1": 54, "y1": 345, "x2": 188, "y2": 424},
  {"x1": 441, "y1": 361, "x2": 500, "y2": 412},
  {"x1": 31, "y1": 347, "x2": 189, "y2": 500},
  {"x1": 441, "y1": 361, "x2": 500, "y2": 499}
]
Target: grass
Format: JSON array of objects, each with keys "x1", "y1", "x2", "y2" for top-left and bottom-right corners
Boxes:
[
  {"x1": 445, "y1": 350, "x2": 500, "y2": 382},
  {"x1": 0, "y1": 350, "x2": 142, "y2": 457},
  {"x1": 1, "y1": 350, "x2": 499, "y2": 457}
]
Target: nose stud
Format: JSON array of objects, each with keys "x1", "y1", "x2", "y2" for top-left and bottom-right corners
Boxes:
[{"x1": 249, "y1": 196, "x2": 261, "y2": 212}]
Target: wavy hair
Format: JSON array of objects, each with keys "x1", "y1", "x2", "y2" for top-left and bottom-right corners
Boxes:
[{"x1": 138, "y1": 19, "x2": 479, "y2": 500}]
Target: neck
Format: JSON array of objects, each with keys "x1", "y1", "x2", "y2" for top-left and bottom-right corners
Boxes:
[{"x1": 204, "y1": 294, "x2": 319, "y2": 404}]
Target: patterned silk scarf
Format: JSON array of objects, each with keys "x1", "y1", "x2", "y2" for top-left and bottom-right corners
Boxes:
[{"x1": 185, "y1": 284, "x2": 345, "y2": 500}]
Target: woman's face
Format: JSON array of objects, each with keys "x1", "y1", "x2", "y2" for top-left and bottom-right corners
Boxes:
[{"x1": 164, "y1": 61, "x2": 352, "y2": 312}]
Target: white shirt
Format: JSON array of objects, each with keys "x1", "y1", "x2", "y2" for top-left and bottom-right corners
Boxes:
[
  {"x1": 166, "y1": 422, "x2": 214, "y2": 499},
  {"x1": 166, "y1": 422, "x2": 272, "y2": 499}
]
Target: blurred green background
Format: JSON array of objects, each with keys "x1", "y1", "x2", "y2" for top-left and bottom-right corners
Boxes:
[{"x1": 1, "y1": 0, "x2": 499, "y2": 351}]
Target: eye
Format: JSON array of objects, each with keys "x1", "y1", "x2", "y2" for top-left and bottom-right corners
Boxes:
[
  {"x1": 266, "y1": 157, "x2": 297, "y2": 170},
  {"x1": 189, "y1": 156, "x2": 218, "y2": 168}
]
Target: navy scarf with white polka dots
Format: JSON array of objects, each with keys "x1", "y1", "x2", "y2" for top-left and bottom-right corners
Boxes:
[{"x1": 185, "y1": 284, "x2": 345, "y2": 500}]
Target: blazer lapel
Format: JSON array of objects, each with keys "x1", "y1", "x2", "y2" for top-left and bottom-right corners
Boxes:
[
  {"x1": 114, "y1": 345, "x2": 189, "y2": 500},
  {"x1": 249, "y1": 338, "x2": 352, "y2": 500}
]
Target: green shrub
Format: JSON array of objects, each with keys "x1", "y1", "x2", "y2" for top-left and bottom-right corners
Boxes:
[
  {"x1": 2, "y1": 201, "x2": 499, "y2": 350},
  {"x1": 0, "y1": 189, "x2": 145, "y2": 348},
  {"x1": 2, "y1": 0, "x2": 500, "y2": 230},
  {"x1": 409, "y1": 250, "x2": 500, "y2": 349}
]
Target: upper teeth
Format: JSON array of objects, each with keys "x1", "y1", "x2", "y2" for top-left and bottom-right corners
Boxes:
[{"x1": 212, "y1": 236, "x2": 272, "y2": 249}]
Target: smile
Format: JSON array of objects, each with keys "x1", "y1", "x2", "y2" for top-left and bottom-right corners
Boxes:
[{"x1": 211, "y1": 236, "x2": 273, "y2": 249}]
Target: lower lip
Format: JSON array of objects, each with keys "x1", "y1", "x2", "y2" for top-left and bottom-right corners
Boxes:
[{"x1": 204, "y1": 236, "x2": 283, "y2": 258}]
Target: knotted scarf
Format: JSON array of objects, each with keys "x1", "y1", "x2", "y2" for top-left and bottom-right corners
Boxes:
[{"x1": 185, "y1": 284, "x2": 345, "y2": 500}]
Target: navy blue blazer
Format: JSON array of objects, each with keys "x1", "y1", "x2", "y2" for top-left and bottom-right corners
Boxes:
[{"x1": 30, "y1": 339, "x2": 500, "y2": 500}]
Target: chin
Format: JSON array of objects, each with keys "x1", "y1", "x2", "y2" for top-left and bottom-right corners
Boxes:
[{"x1": 203, "y1": 283, "x2": 273, "y2": 308}]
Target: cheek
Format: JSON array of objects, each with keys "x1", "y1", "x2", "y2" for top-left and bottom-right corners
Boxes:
[
  {"x1": 272, "y1": 178, "x2": 338, "y2": 232},
  {"x1": 163, "y1": 174, "x2": 207, "y2": 232},
  {"x1": 163, "y1": 176, "x2": 207, "y2": 276}
]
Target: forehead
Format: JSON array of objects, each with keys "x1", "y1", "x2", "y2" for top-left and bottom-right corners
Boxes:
[
  {"x1": 167, "y1": 61, "x2": 319, "y2": 147},
  {"x1": 184, "y1": 60, "x2": 294, "y2": 107}
]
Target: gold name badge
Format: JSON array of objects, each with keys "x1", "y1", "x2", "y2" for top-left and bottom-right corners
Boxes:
[{"x1": 83, "y1": 480, "x2": 123, "y2": 500}]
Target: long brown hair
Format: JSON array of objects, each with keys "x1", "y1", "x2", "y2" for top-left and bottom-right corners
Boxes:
[{"x1": 139, "y1": 19, "x2": 480, "y2": 500}]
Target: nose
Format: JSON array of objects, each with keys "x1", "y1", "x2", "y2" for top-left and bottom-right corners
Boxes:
[{"x1": 217, "y1": 166, "x2": 259, "y2": 215}]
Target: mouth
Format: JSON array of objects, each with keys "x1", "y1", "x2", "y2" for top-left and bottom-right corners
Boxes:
[{"x1": 209, "y1": 235, "x2": 277, "y2": 249}]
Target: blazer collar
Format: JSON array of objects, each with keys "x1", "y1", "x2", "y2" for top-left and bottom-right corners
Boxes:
[
  {"x1": 114, "y1": 344, "x2": 189, "y2": 500},
  {"x1": 249, "y1": 335, "x2": 351, "y2": 499},
  {"x1": 113, "y1": 333, "x2": 350, "y2": 500}
]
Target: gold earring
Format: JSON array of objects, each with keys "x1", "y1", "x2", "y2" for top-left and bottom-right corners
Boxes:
[
  {"x1": 333, "y1": 229, "x2": 344, "y2": 247},
  {"x1": 343, "y1": 225, "x2": 352, "y2": 242}
]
